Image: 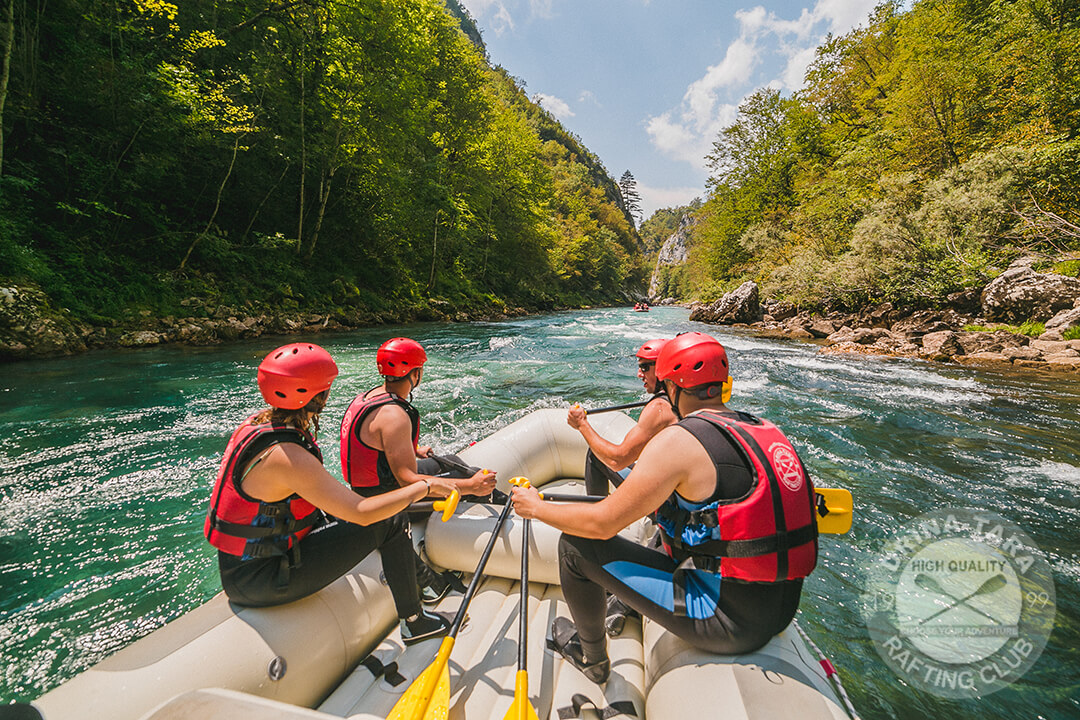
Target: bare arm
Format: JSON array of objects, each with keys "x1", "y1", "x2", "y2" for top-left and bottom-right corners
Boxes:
[
  {"x1": 568, "y1": 399, "x2": 675, "y2": 470},
  {"x1": 372, "y1": 405, "x2": 496, "y2": 496},
  {"x1": 512, "y1": 424, "x2": 693, "y2": 539},
  {"x1": 242, "y1": 443, "x2": 456, "y2": 526}
]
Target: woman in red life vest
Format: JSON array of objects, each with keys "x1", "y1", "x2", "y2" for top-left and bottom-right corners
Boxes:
[
  {"x1": 204, "y1": 342, "x2": 456, "y2": 645},
  {"x1": 511, "y1": 332, "x2": 817, "y2": 683}
]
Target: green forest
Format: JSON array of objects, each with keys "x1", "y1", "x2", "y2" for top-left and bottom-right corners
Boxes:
[
  {"x1": 0, "y1": 0, "x2": 645, "y2": 328},
  {"x1": 651, "y1": 0, "x2": 1080, "y2": 309}
]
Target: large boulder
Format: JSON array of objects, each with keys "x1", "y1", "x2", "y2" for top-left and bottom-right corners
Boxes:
[
  {"x1": 980, "y1": 267, "x2": 1080, "y2": 322},
  {"x1": 1039, "y1": 298, "x2": 1080, "y2": 341},
  {"x1": 0, "y1": 285, "x2": 90, "y2": 359},
  {"x1": 920, "y1": 330, "x2": 965, "y2": 360},
  {"x1": 763, "y1": 299, "x2": 798, "y2": 322},
  {"x1": 689, "y1": 281, "x2": 762, "y2": 325}
]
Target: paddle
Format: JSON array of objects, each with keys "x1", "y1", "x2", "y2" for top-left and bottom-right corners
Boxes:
[
  {"x1": 917, "y1": 573, "x2": 1006, "y2": 625},
  {"x1": 814, "y1": 488, "x2": 853, "y2": 534},
  {"x1": 504, "y1": 485, "x2": 540, "y2": 720},
  {"x1": 387, "y1": 479, "x2": 524, "y2": 720},
  {"x1": 575, "y1": 400, "x2": 650, "y2": 415},
  {"x1": 430, "y1": 453, "x2": 478, "y2": 476},
  {"x1": 537, "y1": 488, "x2": 854, "y2": 535}
]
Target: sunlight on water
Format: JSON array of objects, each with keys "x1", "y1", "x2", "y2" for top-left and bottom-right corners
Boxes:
[{"x1": 1, "y1": 307, "x2": 1078, "y2": 718}]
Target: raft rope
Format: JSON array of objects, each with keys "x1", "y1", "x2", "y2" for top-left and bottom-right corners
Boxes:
[{"x1": 792, "y1": 621, "x2": 858, "y2": 720}]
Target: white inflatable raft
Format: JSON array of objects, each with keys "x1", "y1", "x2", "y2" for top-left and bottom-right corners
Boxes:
[{"x1": 24, "y1": 409, "x2": 858, "y2": 720}]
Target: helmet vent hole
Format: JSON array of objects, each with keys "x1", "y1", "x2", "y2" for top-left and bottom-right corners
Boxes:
[
  {"x1": 274, "y1": 352, "x2": 283, "y2": 359},
  {"x1": 693, "y1": 361, "x2": 704, "y2": 370},
  {"x1": 291, "y1": 348, "x2": 298, "y2": 354},
  {"x1": 297, "y1": 388, "x2": 308, "y2": 394},
  {"x1": 275, "y1": 391, "x2": 287, "y2": 399},
  {"x1": 673, "y1": 363, "x2": 682, "y2": 371}
]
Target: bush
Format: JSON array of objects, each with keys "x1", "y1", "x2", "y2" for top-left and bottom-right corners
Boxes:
[
  {"x1": 1054, "y1": 260, "x2": 1080, "y2": 278},
  {"x1": 962, "y1": 321, "x2": 1045, "y2": 337}
]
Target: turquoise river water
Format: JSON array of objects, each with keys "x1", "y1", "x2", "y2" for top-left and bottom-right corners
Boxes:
[{"x1": 1, "y1": 307, "x2": 1078, "y2": 718}]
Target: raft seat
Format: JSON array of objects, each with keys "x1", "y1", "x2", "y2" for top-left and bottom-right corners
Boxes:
[{"x1": 642, "y1": 619, "x2": 852, "y2": 720}]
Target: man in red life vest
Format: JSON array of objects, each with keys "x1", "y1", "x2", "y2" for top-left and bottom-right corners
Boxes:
[
  {"x1": 567, "y1": 338, "x2": 679, "y2": 635},
  {"x1": 340, "y1": 337, "x2": 497, "y2": 602},
  {"x1": 568, "y1": 338, "x2": 678, "y2": 496},
  {"x1": 512, "y1": 332, "x2": 817, "y2": 683}
]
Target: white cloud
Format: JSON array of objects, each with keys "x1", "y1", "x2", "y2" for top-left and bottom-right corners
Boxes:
[
  {"x1": 646, "y1": 101, "x2": 738, "y2": 172},
  {"x1": 815, "y1": 0, "x2": 880, "y2": 33},
  {"x1": 638, "y1": 183, "x2": 703, "y2": 218},
  {"x1": 534, "y1": 93, "x2": 575, "y2": 120},
  {"x1": 578, "y1": 89, "x2": 600, "y2": 107},
  {"x1": 646, "y1": 0, "x2": 877, "y2": 172},
  {"x1": 459, "y1": 0, "x2": 515, "y2": 35},
  {"x1": 684, "y1": 38, "x2": 759, "y2": 130}
]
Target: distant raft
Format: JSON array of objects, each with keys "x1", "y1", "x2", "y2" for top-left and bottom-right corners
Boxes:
[{"x1": 27, "y1": 409, "x2": 858, "y2": 720}]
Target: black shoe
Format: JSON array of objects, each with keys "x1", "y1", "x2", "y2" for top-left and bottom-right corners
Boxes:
[
  {"x1": 604, "y1": 595, "x2": 639, "y2": 638},
  {"x1": 421, "y1": 569, "x2": 467, "y2": 605},
  {"x1": 549, "y1": 617, "x2": 610, "y2": 684},
  {"x1": 401, "y1": 610, "x2": 451, "y2": 646}
]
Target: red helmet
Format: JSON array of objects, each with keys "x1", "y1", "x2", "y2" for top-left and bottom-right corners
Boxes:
[
  {"x1": 636, "y1": 339, "x2": 668, "y2": 361},
  {"x1": 377, "y1": 337, "x2": 427, "y2": 377},
  {"x1": 656, "y1": 332, "x2": 730, "y2": 389},
  {"x1": 257, "y1": 343, "x2": 338, "y2": 410}
]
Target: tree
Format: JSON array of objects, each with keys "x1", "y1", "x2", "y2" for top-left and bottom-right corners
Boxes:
[
  {"x1": 618, "y1": 170, "x2": 642, "y2": 227},
  {"x1": 0, "y1": 0, "x2": 13, "y2": 176}
]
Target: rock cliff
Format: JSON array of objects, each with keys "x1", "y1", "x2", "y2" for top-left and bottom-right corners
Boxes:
[{"x1": 648, "y1": 214, "x2": 692, "y2": 301}]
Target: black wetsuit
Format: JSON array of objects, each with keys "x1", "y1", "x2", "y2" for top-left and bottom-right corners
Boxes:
[
  {"x1": 559, "y1": 412, "x2": 804, "y2": 656},
  {"x1": 219, "y1": 513, "x2": 421, "y2": 612}
]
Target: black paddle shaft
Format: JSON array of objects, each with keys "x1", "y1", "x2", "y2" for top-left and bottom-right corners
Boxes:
[
  {"x1": 585, "y1": 400, "x2": 649, "y2": 414},
  {"x1": 448, "y1": 500, "x2": 515, "y2": 637},
  {"x1": 539, "y1": 493, "x2": 606, "y2": 503},
  {"x1": 431, "y1": 454, "x2": 476, "y2": 476},
  {"x1": 518, "y1": 518, "x2": 530, "y2": 670}
]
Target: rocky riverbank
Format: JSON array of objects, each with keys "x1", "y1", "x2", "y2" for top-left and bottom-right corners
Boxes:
[
  {"x1": 689, "y1": 259, "x2": 1080, "y2": 375},
  {"x1": 0, "y1": 285, "x2": 529, "y2": 361}
]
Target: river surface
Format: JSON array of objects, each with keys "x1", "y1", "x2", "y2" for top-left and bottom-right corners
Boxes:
[{"x1": 1, "y1": 307, "x2": 1078, "y2": 718}]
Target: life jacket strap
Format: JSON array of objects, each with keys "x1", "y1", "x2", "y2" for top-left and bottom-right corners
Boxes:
[{"x1": 665, "y1": 521, "x2": 817, "y2": 560}]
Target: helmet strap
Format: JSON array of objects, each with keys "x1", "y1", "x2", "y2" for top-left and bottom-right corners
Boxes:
[{"x1": 664, "y1": 382, "x2": 685, "y2": 420}]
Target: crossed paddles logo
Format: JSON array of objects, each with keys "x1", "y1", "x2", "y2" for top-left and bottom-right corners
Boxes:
[{"x1": 861, "y1": 508, "x2": 1056, "y2": 699}]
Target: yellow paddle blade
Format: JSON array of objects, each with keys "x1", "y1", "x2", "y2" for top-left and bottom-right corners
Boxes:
[
  {"x1": 387, "y1": 637, "x2": 455, "y2": 720},
  {"x1": 502, "y1": 670, "x2": 540, "y2": 720},
  {"x1": 815, "y1": 488, "x2": 853, "y2": 534}
]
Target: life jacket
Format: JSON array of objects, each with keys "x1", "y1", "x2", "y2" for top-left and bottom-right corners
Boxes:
[
  {"x1": 204, "y1": 416, "x2": 323, "y2": 559},
  {"x1": 340, "y1": 390, "x2": 420, "y2": 496},
  {"x1": 655, "y1": 409, "x2": 818, "y2": 585}
]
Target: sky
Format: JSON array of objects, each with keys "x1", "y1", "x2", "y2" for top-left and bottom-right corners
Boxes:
[{"x1": 457, "y1": 0, "x2": 881, "y2": 221}]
